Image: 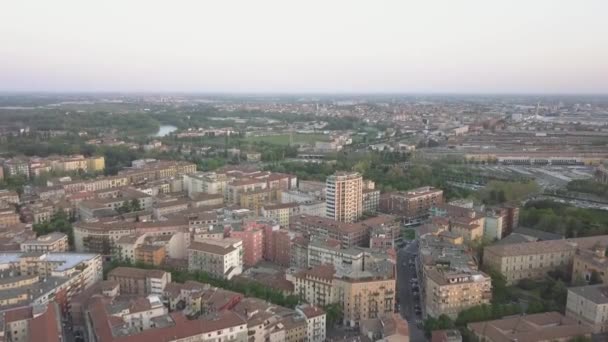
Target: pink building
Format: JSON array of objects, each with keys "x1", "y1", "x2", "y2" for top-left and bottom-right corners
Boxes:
[{"x1": 228, "y1": 221, "x2": 265, "y2": 267}]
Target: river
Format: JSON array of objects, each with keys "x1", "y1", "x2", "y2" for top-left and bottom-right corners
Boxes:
[{"x1": 154, "y1": 125, "x2": 177, "y2": 137}]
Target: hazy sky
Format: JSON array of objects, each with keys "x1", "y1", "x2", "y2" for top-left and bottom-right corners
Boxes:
[{"x1": 1, "y1": 0, "x2": 607, "y2": 93}]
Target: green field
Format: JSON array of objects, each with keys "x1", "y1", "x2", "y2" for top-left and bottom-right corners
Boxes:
[{"x1": 244, "y1": 133, "x2": 329, "y2": 145}]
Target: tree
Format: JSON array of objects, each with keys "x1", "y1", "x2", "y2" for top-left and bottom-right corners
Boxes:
[
  {"x1": 569, "y1": 336, "x2": 592, "y2": 342},
  {"x1": 324, "y1": 303, "x2": 343, "y2": 328},
  {"x1": 423, "y1": 315, "x2": 454, "y2": 337},
  {"x1": 33, "y1": 210, "x2": 74, "y2": 246},
  {"x1": 130, "y1": 199, "x2": 142, "y2": 212},
  {"x1": 482, "y1": 266, "x2": 510, "y2": 304},
  {"x1": 589, "y1": 270, "x2": 603, "y2": 285}
]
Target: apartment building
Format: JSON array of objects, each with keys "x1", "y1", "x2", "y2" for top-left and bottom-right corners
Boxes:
[
  {"x1": 425, "y1": 269, "x2": 492, "y2": 318},
  {"x1": 288, "y1": 256, "x2": 396, "y2": 326},
  {"x1": 107, "y1": 267, "x2": 171, "y2": 296},
  {"x1": 2, "y1": 303, "x2": 63, "y2": 342},
  {"x1": 325, "y1": 171, "x2": 363, "y2": 223},
  {"x1": 238, "y1": 188, "x2": 273, "y2": 214},
  {"x1": 262, "y1": 202, "x2": 299, "y2": 227},
  {"x1": 434, "y1": 215, "x2": 485, "y2": 243},
  {"x1": 296, "y1": 304, "x2": 327, "y2": 342},
  {"x1": 483, "y1": 212, "x2": 504, "y2": 241},
  {"x1": 20, "y1": 232, "x2": 69, "y2": 252},
  {"x1": 184, "y1": 171, "x2": 230, "y2": 197},
  {"x1": 291, "y1": 214, "x2": 394, "y2": 249},
  {"x1": 379, "y1": 186, "x2": 444, "y2": 222},
  {"x1": 232, "y1": 297, "x2": 308, "y2": 342},
  {"x1": 288, "y1": 265, "x2": 339, "y2": 307},
  {"x1": 87, "y1": 296, "x2": 248, "y2": 342},
  {"x1": 0, "y1": 210, "x2": 20, "y2": 226},
  {"x1": 566, "y1": 284, "x2": 608, "y2": 333},
  {"x1": 338, "y1": 271, "x2": 396, "y2": 326},
  {"x1": 0, "y1": 189, "x2": 20, "y2": 205},
  {"x1": 226, "y1": 178, "x2": 268, "y2": 205},
  {"x1": 187, "y1": 238, "x2": 243, "y2": 279},
  {"x1": 418, "y1": 234, "x2": 490, "y2": 318},
  {"x1": 362, "y1": 188, "x2": 380, "y2": 213},
  {"x1": 483, "y1": 239, "x2": 577, "y2": 285},
  {"x1": 135, "y1": 244, "x2": 166, "y2": 266},
  {"x1": 2, "y1": 158, "x2": 30, "y2": 178},
  {"x1": 0, "y1": 252, "x2": 103, "y2": 311},
  {"x1": 228, "y1": 221, "x2": 265, "y2": 267}
]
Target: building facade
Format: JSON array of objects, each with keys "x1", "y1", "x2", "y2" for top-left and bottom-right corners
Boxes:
[{"x1": 325, "y1": 172, "x2": 363, "y2": 223}]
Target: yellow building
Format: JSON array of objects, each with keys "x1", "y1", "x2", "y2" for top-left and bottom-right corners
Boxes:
[
  {"x1": 262, "y1": 202, "x2": 299, "y2": 227},
  {"x1": 239, "y1": 188, "x2": 272, "y2": 215},
  {"x1": 287, "y1": 263, "x2": 396, "y2": 327},
  {"x1": 338, "y1": 277, "x2": 396, "y2": 326},
  {"x1": 86, "y1": 156, "x2": 106, "y2": 172},
  {"x1": 483, "y1": 239, "x2": 576, "y2": 285}
]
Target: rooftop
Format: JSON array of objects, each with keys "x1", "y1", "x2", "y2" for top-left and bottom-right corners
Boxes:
[
  {"x1": 568, "y1": 284, "x2": 608, "y2": 305},
  {"x1": 467, "y1": 312, "x2": 593, "y2": 342}
]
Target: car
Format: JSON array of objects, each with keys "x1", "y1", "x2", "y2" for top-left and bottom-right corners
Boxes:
[{"x1": 410, "y1": 278, "x2": 418, "y2": 283}]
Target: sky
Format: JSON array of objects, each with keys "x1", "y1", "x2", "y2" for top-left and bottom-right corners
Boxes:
[{"x1": 1, "y1": 0, "x2": 607, "y2": 94}]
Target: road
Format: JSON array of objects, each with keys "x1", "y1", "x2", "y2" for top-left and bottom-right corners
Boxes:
[{"x1": 397, "y1": 240, "x2": 426, "y2": 341}]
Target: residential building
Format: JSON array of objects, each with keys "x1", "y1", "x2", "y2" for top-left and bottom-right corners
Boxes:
[
  {"x1": 468, "y1": 312, "x2": 593, "y2": 342},
  {"x1": 291, "y1": 214, "x2": 366, "y2": 248},
  {"x1": 0, "y1": 209, "x2": 21, "y2": 226},
  {"x1": 419, "y1": 234, "x2": 491, "y2": 318},
  {"x1": 483, "y1": 239, "x2": 577, "y2": 285},
  {"x1": 232, "y1": 297, "x2": 307, "y2": 342},
  {"x1": 360, "y1": 313, "x2": 409, "y2": 342},
  {"x1": 0, "y1": 252, "x2": 102, "y2": 310},
  {"x1": 362, "y1": 189, "x2": 380, "y2": 213},
  {"x1": 228, "y1": 221, "x2": 265, "y2": 267},
  {"x1": 20, "y1": 232, "x2": 69, "y2": 252},
  {"x1": 379, "y1": 187, "x2": 444, "y2": 223},
  {"x1": 0, "y1": 190, "x2": 20, "y2": 205},
  {"x1": 184, "y1": 171, "x2": 230, "y2": 197},
  {"x1": 87, "y1": 296, "x2": 248, "y2": 342},
  {"x1": 288, "y1": 265, "x2": 338, "y2": 308},
  {"x1": 262, "y1": 202, "x2": 299, "y2": 227},
  {"x1": 107, "y1": 267, "x2": 171, "y2": 296},
  {"x1": 566, "y1": 284, "x2": 608, "y2": 333},
  {"x1": 425, "y1": 269, "x2": 492, "y2": 318},
  {"x1": 483, "y1": 212, "x2": 504, "y2": 241},
  {"x1": 2, "y1": 158, "x2": 30, "y2": 178},
  {"x1": 2, "y1": 302, "x2": 63, "y2": 342},
  {"x1": 187, "y1": 238, "x2": 243, "y2": 279},
  {"x1": 135, "y1": 244, "x2": 166, "y2": 266},
  {"x1": 296, "y1": 304, "x2": 327, "y2": 342},
  {"x1": 434, "y1": 215, "x2": 485, "y2": 243},
  {"x1": 325, "y1": 172, "x2": 363, "y2": 223},
  {"x1": 287, "y1": 254, "x2": 396, "y2": 327}
]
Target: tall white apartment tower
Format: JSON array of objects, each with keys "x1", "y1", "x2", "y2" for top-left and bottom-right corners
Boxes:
[{"x1": 325, "y1": 171, "x2": 363, "y2": 223}]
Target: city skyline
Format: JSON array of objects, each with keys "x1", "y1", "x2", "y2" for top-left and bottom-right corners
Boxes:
[{"x1": 1, "y1": 0, "x2": 607, "y2": 94}]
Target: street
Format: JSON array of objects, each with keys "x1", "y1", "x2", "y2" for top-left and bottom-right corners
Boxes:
[{"x1": 397, "y1": 240, "x2": 426, "y2": 342}]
